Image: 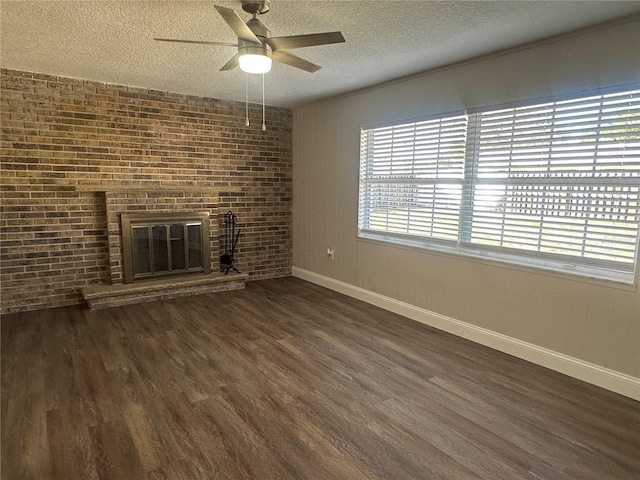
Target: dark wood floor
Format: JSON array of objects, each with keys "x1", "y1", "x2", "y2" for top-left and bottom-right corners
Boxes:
[{"x1": 2, "y1": 277, "x2": 639, "y2": 480}]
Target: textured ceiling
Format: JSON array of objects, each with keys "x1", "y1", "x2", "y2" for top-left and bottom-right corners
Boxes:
[{"x1": 2, "y1": 1, "x2": 640, "y2": 107}]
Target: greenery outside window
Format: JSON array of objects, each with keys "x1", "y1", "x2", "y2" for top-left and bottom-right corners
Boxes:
[{"x1": 358, "y1": 88, "x2": 640, "y2": 284}]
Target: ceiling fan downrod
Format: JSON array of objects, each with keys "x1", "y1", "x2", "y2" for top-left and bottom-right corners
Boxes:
[{"x1": 241, "y1": 0, "x2": 270, "y2": 15}]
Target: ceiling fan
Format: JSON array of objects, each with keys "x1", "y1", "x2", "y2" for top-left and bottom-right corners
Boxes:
[{"x1": 154, "y1": 0, "x2": 345, "y2": 74}]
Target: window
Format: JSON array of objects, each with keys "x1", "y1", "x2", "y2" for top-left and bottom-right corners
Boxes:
[{"x1": 358, "y1": 88, "x2": 640, "y2": 283}]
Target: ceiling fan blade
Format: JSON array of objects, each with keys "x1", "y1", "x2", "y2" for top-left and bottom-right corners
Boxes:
[
  {"x1": 214, "y1": 5, "x2": 261, "y2": 44},
  {"x1": 267, "y1": 32, "x2": 345, "y2": 51},
  {"x1": 220, "y1": 53, "x2": 241, "y2": 71},
  {"x1": 271, "y1": 51, "x2": 321, "y2": 73},
  {"x1": 154, "y1": 38, "x2": 237, "y2": 46}
]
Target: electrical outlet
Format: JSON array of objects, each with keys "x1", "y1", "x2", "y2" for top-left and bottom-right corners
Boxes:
[{"x1": 326, "y1": 248, "x2": 335, "y2": 261}]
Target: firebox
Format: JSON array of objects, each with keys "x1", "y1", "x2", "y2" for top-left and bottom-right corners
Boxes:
[{"x1": 121, "y1": 211, "x2": 211, "y2": 283}]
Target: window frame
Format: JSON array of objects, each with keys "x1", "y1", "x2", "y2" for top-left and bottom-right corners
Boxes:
[{"x1": 358, "y1": 86, "x2": 640, "y2": 285}]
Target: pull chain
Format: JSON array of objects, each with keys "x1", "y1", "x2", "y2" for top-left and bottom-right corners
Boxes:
[
  {"x1": 261, "y1": 73, "x2": 266, "y2": 131},
  {"x1": 245, "y1": 72, "x2": 250, "y2": 127}
]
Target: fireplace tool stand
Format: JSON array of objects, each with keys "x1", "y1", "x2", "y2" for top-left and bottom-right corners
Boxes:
[{"x1": 220, "y1": 211, "x2": 241, "y2": 275}]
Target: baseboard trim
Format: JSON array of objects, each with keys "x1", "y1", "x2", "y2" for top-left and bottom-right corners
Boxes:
[{"x1": 292, "y1": 267, "x2": 640, "y2": 401}]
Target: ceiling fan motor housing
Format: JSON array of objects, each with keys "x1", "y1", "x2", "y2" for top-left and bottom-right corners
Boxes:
[
  {"x1": 246, "y1": 17, "x2": 270, "y2": 39},
  {"x1": 239, "y1": 17, "x2": 271, "y2": 57}
]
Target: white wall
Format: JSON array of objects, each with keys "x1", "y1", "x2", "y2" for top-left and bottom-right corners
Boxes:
[{"x1": 292, "y1": 17, "x2": 640, "y2": 390}]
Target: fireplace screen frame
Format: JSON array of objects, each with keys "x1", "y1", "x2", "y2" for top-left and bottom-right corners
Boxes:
[{"x1": 121, "y1": 211, "x2": 211, "y2": 284}]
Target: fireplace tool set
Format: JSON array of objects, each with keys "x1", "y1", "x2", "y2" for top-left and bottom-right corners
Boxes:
[{"x1": 220, "y1": 211, "x2": 241, "y2": 274}]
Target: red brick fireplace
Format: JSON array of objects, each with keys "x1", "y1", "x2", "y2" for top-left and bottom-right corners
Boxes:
[
  {"x1": 77, "y1": 187, "x2": 248, "y2": 309},
  {"x1": 0, "y1": 68, "x2": 292, "y2": 314}
]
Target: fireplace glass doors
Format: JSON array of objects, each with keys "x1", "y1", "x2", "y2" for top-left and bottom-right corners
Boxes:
[{"x1": 121, "y1": 212, "x2": 211, "y2": 283}]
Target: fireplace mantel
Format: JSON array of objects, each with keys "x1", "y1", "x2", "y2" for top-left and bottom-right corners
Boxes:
[
  {"x1": 74, "y1": 184, "x2": 216, "y2": 193},
  {"x1": 73, "y1": 183, "x2": 238, "y2": 196}
]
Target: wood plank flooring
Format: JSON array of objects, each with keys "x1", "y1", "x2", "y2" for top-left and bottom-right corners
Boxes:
[{"x1": 2, "y1": 276, "x2": 639, "y2": 480}]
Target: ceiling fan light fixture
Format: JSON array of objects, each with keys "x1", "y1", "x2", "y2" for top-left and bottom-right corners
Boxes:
[{"x1": 239, "y1": 53, "x2": 272, "y2": 74}]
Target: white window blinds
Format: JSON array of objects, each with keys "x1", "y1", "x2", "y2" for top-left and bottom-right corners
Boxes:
[
  {"x1": 359, "y1": 88, "x2": 640, "y2": 283},
  {"x1": 359, "y1": 114, "x2": 467, "y2": 243}
]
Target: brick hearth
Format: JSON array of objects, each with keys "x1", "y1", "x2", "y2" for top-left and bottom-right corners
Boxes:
[{"x1": 81, "y1": 272, "x2": 247, "y2": 309}]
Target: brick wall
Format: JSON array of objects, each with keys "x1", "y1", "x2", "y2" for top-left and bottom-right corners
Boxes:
[{"x1": 0, "y1": 68, "x2": 293, "y2": 314}]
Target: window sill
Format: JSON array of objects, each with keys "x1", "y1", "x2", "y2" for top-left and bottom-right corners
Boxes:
[{"x1": 357, "y1": 233, "x2": 638, "y2": 292}]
